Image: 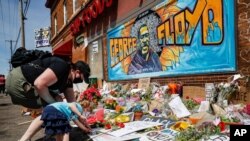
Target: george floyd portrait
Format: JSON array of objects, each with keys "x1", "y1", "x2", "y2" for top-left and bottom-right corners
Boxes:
[{"x1": 128, "y1": 10, "x2": 162, "y2": 75}]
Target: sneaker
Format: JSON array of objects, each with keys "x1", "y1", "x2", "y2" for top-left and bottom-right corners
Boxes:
[{"x1": 23, "y1": 112, "x2": 31, "y2": 116}]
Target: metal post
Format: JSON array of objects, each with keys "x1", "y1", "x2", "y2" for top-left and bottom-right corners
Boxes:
[
  {"x1": 5, "y1": 40, "x2": 16, "y2": 71},
  {"x1": 20, "y1": 0, "x2": 25, "y2": 48}
]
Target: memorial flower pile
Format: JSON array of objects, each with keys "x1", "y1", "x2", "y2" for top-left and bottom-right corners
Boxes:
[{"x1": 79, "y1": 87, "x2": 102, "y2": 103}]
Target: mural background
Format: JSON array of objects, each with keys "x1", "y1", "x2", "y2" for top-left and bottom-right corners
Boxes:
[{"x1": 107, "y1": 0, "x2": 236, "y2": 81}]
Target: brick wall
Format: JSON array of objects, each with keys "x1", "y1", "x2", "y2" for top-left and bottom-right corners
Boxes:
[
  {"x1": 51, "y1": 0, "x2": 63, "y2": 37},
  {"x1": 237, "y1": 0, "x2": 250, "y2": 76},
  {"x1": 50, "y1": 0, "x2": 88, "y2": 38}
]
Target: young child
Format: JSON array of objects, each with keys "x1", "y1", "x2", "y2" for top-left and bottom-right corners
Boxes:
[
  {"x1": 19, "y1": 101, "x2": 91, "y2": 141},
  {"x1": 40, "y1": 101, "x2": 91, "y2": 141}
]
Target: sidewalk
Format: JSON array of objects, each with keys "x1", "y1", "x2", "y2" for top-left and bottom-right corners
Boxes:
[{"x1": 0, "y1": 95, "x2": 44, "y2": 141}]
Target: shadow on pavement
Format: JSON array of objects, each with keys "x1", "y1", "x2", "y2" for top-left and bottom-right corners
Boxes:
[{"x1": 34, "y1": 128, "x2": 92, "y2": 141}]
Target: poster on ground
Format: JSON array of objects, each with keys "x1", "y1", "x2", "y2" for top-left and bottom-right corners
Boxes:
[{"x1": 107, "y1": 0, "x2": 236, "y2": 80}]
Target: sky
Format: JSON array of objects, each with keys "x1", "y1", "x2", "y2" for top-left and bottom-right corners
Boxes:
[{"x1": 0, "y1": 0, "x2": 51, "y2": 76}]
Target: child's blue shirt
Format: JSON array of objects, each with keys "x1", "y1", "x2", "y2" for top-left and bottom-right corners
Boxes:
[{"x1": 50, "y1": 102, "x2": 83, "y2": 121}]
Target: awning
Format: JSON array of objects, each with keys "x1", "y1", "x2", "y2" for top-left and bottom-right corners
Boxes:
[{"x1": 53, "y1": 39, "x2": 73, "y2": 56}]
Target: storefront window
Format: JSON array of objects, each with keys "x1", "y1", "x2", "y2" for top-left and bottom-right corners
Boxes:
[
  {"x1": 88, "y1": 38, "x2": 103, "y2": 80},
  {"x1": 54, "y1": 15, "x2": 57, "y2": 35},
  {"x1": 63, "y1": 0, "x2": 67, "y2": 25},
  {"x1": 73, "y1": 0, "x2": 77, "y2": 13}
]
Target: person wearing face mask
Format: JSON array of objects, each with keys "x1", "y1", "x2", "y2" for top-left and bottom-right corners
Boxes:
[
  {"x1": 5, "y1": 56, "x2": 91, "y2": 141},
  {"x1": 6, "y1": 56, "x2": 90, "y2": 108}
]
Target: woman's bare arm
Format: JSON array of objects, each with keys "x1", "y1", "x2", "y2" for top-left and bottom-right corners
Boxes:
[{"x1": 34, "y1": 68, "x2": 57, "y2": 104}]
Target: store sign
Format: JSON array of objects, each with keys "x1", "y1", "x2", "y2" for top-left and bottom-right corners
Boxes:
[
  {"x1": 34, "y1": 27, "x2": 50, "y2": 48},
  {"x1": 70, "y1": 0, "x2": 113, "y2": 36},
  {"x1": 75, "y1": 35, "x2": 85, "y2": 45},
  {"x1": 107, "y1": 0, "x2": 236, "y2": 81}
]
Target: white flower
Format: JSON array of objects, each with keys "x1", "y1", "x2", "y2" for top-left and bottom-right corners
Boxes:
[{"x1": 223, "y1": 83, "x2": 230, "y2": 88}]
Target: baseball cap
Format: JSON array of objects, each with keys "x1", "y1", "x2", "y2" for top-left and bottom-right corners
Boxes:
[{"x1": 75, "y1": 61, "x2": 90, "y2": 84}]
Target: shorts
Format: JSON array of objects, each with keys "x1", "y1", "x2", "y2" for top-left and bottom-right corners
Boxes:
[{"x1": 41, "y1": 106, "x2": 71, "y2": 135}]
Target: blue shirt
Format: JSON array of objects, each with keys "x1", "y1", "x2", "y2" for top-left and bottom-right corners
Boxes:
[{"x1": 50, "y1": 102, "x2": 83, "y2": 121}]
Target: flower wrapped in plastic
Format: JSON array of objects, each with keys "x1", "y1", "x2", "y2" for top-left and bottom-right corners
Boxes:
[
  {"x1": 79, "y1": 87, "x2": 102, "y2": 109},
  {"x1": 211, "y1": 81, "x2": 239, "y2": 107}
]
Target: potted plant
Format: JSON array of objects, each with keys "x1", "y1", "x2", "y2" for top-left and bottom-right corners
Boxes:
[{"x1": 132, "y1": 104, "x2": 143, "y2": 121}]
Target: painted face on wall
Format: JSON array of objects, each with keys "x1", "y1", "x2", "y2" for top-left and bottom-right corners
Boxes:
[{"x1": 139, "y1": 25, "x2": 150, "y2": 55}]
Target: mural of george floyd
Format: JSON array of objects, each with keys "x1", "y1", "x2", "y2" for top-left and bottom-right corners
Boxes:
[{"x1": 106, "y1": 0, "x2": 236, "y2": 81}]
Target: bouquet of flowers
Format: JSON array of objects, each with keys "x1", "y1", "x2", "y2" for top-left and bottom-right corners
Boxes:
[
  {"x1": 211, "y1": 81, "x2": 239, "y2": 107},
  {"x1": 79, "y1": 87, "x2": 102, "y2": 105},
  {"x1": 104, "y1": 98, "x2": 118, "y2": 110}
]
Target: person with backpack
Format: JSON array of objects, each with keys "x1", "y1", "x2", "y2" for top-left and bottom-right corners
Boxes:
[{"x1": 6, "y1": 51, "x2": 91, "y2": 140}]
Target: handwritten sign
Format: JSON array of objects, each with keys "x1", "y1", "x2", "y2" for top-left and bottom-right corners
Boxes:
[
  {"x1": 138, "y1": 78, "x2": 151, "y2": 89},
  {"x1": 201, "y1": 135, "x2": 229, "y2": 141},
  {"x1": 145, "y1": 129, "x2": 178, "y2": 141},
  {"x1": 108, "y1": 121, "x2": 162, "y2": 137},
  {"x1": 233, "y1": 87, "x2": 250, "y2": 104},
  {"x1": 205, "y1": 83, "x2": 215, "y2": 101},
  {"x1": 168, "y1": 96, "x2": 191, "y2": 118},
  {"x1": 140, "y1": 115, "x2": 176, "y2": 128}
]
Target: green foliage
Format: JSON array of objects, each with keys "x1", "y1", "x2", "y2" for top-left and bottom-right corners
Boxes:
[
  {"x1": 183, "y1": 99, "x2": 199, "y2": 110},
  {"x1": 175, "y1": 122, "x2": 221, "y2": 141}
]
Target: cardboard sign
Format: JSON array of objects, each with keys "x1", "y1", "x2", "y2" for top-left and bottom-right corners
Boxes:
[
  {"x1": 140, "y1": 115, "x2": 176, "y2": 128},
  {"x1": 138, "y1": 78, "x2": 151, "y2": 89},
  {"x1": 183, "y1": 86, "x2": 205, "y2": 99},
  {"x1": 229, "y1": 75, "x2": 250, "y2": 104},
  {"x1": 233, "y1": 86, "x2": 250, "y2": 104}
]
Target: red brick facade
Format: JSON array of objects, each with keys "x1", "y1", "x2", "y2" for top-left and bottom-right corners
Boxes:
[{"x1": 46, "y1": 0, "x2": 250, "y2": 87}]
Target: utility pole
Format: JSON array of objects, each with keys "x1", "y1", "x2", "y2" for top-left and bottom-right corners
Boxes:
[
  {"x1": 20, "y1": 0, "x2": 25, "y2": 49},
  {"x1": 5, "y1": 40, "x2": 16, "y2": 71}
]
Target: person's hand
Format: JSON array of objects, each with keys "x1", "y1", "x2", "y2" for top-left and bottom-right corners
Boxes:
[
  {"x1": 54, "y1": 95, "x2": 63, "y2": 102},
  {"x1": 79, "y1": 115, "x2": 91, "y2": 129},
  {"x1": 82, "y1": 125, "x2": 92, "y2": 133},
  {"x1": 79, "y1": 115, "x2": 87, "y2": 122}
]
